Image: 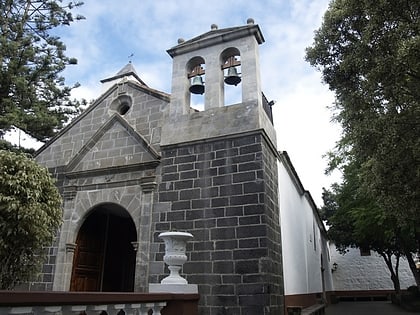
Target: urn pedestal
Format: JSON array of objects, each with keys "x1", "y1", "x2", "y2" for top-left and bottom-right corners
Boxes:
[{"x1": 149, "y1": 231, "x2": 198, "y2": 294}]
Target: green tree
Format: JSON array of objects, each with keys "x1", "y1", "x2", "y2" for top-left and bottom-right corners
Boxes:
[
  {"x1": 322, "y1": 160, "x2": 417, "y2": 294},
  {"x1": 0, "y1": 150, "x2": 62, "y2": 289},
  {"x1": 307, "y1": 0, "x2": 420, "y2": 286},
  {"x1": 0, "y1": 0, "x2": 84, "y2": 146},
  {"x1": 319, "y1": 186, "x2": 338, "y2": 221}
]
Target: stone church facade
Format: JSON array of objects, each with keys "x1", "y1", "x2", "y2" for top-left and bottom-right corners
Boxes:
[{"x1": 34, "y1": 21, "x2": 284, "y2": 314}]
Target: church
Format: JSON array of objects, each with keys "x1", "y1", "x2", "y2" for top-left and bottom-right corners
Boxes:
[{"x1": 32, "y1": 20, "x2": 412, "y2": 315}]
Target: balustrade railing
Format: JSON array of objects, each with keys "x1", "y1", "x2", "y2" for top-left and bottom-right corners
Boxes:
[{"x1": 0, "y1": 291, "x2": 199, "y2": 315}]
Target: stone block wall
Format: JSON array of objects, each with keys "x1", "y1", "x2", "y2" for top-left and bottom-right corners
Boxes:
[
  {"x1": 35, "y1": 83, "x2": 168, "y2": 169},
  {"x1": 331, "y1": 245, "x2": 416, "y2": 291},
  {"x1": 31, "y1": 82, "x2": 168, "y2": 292},
  {"x1": 151, "y1": 131, "x2": 283, "y2": 315}
]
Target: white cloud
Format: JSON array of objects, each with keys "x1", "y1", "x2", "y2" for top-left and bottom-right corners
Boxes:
[
  {"x1": 273, "y1": 72, "x2": 342, "y2": 203},
  {"x1": 4, "y1": 127, "x2": 44, "y2": 151}
]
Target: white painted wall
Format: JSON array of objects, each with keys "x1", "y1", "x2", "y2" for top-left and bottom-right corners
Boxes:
[
  {"x1": 321, "y1": 239, "x2": 334, "y2": 293},
  {"x1": 278, "y1": 156, "x2": 334, "y2": 296},
  {"x1": 330, "y1": 245, "x2": 416, "y2": 291},
  {"x1": 278, "y1": 152, "x2": 415, "y2": 298}
]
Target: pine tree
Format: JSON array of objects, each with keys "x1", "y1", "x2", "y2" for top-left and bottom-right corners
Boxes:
[{"x1": 0, "y1": 0, "x2": 85, "y2": 147}]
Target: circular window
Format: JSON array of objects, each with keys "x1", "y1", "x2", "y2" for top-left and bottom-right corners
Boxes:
[
  {"x1": 118, "y1": 102, "x2": 130, "y2": 115},
  {"x1": 110, "y1": 95, "x2": 132, "y2": 116}
]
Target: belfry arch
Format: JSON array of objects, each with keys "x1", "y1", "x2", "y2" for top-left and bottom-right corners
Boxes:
[
  {"x1": 187, "y1": 56, "x2": 206, "y2": 111},
  {"x1": 221, "y1": 47, "x2": 242, "y2": 106},
  {"x1": 70, "y1": 203, "x2": 137, "y2": 292}
]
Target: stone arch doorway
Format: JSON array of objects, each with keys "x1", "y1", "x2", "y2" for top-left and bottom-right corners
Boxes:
[{"x1": 70, "y1": 203, "x2": 137, "y2": 292}]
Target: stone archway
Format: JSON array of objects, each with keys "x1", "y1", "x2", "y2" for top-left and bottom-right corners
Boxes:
[{"x1": 70, "y1": 203, "x2": 137, "y2": 292}]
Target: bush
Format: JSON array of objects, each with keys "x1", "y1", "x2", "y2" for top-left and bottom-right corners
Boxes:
[
  {"x1": 0, "y1": 150, "x2": 62, "y2": 289},
  {"x1": 407, "y1": 285, "x2": 420, "y2": 297}
]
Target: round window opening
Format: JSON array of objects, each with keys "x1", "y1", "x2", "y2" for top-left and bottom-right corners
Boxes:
[
  {"x1": 118, "y1": 102, "x2": 130, "y2": 115},
  {"x1": 110, "y1": 95, "x2": 132, "y2": 116}
]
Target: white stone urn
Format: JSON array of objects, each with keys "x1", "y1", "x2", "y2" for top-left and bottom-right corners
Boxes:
[{"x1": 159, "y1": 231, "x2": 193, "y2": 284}]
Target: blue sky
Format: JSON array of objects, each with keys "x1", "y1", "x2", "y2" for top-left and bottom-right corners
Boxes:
[{"x1": 11, "y1": 0, "x2": 342, "y2": 205}]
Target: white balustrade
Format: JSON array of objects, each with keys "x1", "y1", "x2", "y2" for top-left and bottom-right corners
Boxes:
[{"x1": 0, "y1": 302, "x2": 167, "y2": 315}]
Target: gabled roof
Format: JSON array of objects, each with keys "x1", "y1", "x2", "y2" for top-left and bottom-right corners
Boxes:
[
  {"x1": 35, "y1": 80, "x2": 169, "y2": 157},
  {"x1": 167, "y1": 22, "x2": 264, "y2": 57},
  {"x1": 65, "y1": 114, "x2": 160, "y2": 177},
  {"x1": 100, "y1": 62, "x2": 147, "y2": 86}
]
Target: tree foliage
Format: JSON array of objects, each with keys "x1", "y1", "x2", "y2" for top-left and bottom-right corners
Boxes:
[
  {"x1": 306, "y1": 0, "x2": 420, "y2": 223},
  {"x1": 307, "y1": 0, "x2": 420, "y2": 289},
  {"x1": 0, "y1": 0, "x2": 84, "y2": 145},
  {"x1": 321, "y1": 159, "x2": 417, "y2": 292},
  {"x1": 0, "y1": 150, "x2": 62, "y2": 289}
]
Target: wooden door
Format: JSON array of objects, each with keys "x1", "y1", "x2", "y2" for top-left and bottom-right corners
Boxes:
[
  {"x1": 70, "y1": 208, "x2": 137, "y2": 292},
  {"x1": 70, "y1": 212, "x2": 107, "y2": 291}
]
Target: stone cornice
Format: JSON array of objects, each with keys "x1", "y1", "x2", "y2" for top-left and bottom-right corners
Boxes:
[
  {"x1": 167, "y1": 24, "x2": 264, "y2": 57},
  {"x1": 65, "y1": 161, "x2": 160, "y2": 179}
]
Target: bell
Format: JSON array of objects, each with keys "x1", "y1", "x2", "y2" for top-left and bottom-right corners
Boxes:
[
  {"x1": 224, "y1": 67, "x2": 241, "y2": 86},
  {"x1": 189, "y1": 76, "x2": 205, "y2": 94}
]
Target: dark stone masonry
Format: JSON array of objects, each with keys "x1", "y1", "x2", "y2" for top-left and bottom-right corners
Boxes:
[
  {"x1": 150, "y1": 133, "x2": 283, "y2": 314},
  {"x1": 31, "y1": 21, "x2": 285, "y2": 314}
]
